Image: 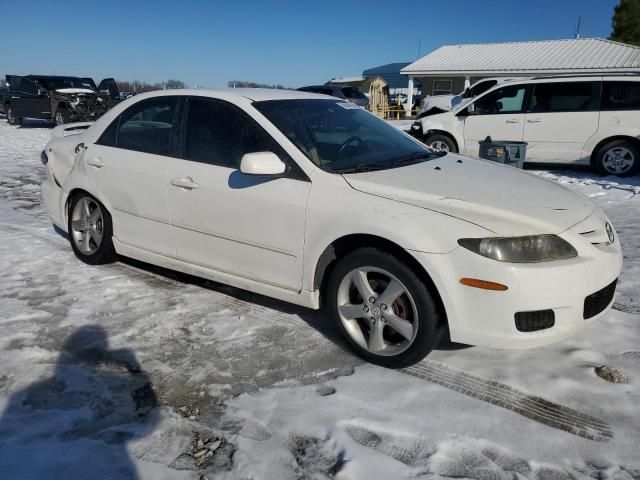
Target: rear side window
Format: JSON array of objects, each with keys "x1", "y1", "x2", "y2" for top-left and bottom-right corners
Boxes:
[
  {"x1": 601, "y1": 81, "x2": 640, "y2": 111},
  {"x1": 529, "y1": 82, "x2": 600, "y2": 113},
  {"x1": 16, "y1": 78, "x2": 39, "y2": 95},
  {"x1": 182, "y1": 97, "x2": 288, "y2": 169},
  {"x1": 97, "y1": 97, "x2": 179, "y2": 156}
]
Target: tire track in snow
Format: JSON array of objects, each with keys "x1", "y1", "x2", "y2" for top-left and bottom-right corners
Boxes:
[{"x1": 402, "y1": 361, "x2": 613, "y2": 442}]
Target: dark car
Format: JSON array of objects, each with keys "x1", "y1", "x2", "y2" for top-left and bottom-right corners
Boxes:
[
  {"x1": 4, "y1": 75, "x2": 120, "y2": 126},
  {"x1": 297, "y1": 85, "x2": 369, "y2": 109}
]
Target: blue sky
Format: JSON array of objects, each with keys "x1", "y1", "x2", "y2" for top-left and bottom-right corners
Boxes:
[{"x1": 1, "y1": 0, "x2": 620, "y2": 88}]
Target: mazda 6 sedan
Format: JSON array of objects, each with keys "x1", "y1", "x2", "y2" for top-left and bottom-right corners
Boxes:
[{"x1": 41, "y1": 89, "x2": 623, "y2": 368}]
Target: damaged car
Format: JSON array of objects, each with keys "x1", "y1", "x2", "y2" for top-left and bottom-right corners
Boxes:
[{"x1": 4, "y1": 75, "x2": 120, "y2": 126}]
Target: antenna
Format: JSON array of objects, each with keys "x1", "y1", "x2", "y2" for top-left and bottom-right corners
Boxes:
[
  {"x1": 575, "y1": 16, "x2": 582, "y2": 39},
  {"x1": 417, "y1": 38, "x2": 421, "y2": 59}
]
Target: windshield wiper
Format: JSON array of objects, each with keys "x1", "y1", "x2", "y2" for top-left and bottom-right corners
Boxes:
[{"x1": 334, "y1": 164, "x2": 390, "y2": 174}]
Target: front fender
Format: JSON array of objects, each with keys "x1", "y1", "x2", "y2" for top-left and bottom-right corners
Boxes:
[{"x1": 302, "y1": 179, "x2": 490, "y2": 291}]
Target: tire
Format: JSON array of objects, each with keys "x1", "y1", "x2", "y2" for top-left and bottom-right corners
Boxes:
[
  {"x1": 326, "y1": 247, "x2": 445, "y2": 368},
  {"x1": 6, "y1": 105, "x2": 22, "y2": 126},
  {"x1": 424, "y1": 133, "x2": 457, "y2": 153},
  {"x1": 592, "y1": 139, "x2": 639, "y2": 177},
  {"x1": 55, "y1": 108, "x2": 71, "y2": 126},
  {"x1": 68, "y1": 193, "x2": 117, "y2": 265}
]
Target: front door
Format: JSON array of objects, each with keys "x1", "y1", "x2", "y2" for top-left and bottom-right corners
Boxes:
[
  {"x1": 168, "y1": 96, "x2": 311, "y2": 291},
  {"x1": 83, "y1": 96, "x2": 180, "y2": 256},
  {"x1": 462, "y1": 84, "x2": 529, "y2": 157},
  {"x1": 523, "y1": 80, "x2": 601, "y2": 163}
]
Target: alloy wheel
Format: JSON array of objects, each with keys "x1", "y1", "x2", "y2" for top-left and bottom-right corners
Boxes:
[
  {"x1": 336, "y1": 267, "x2": 419, "y2": 356},
  {"x1": 70, "y1": 197, "x2": 104, "y2": 255},
  {"x1": 602, "y1": 146, "x2": 635, "y2": 175},
  {"x1": 429, "y1": 140, "x2": 450, "y2": 152}
]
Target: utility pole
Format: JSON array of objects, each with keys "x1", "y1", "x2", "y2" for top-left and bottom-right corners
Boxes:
[{"x1": 575, "y1": 16, "x2": 582, "y2": 39}]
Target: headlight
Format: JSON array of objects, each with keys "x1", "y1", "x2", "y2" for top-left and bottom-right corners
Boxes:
[{"x1": 457, "y1": 235, "x2": 577, "y2": 263}]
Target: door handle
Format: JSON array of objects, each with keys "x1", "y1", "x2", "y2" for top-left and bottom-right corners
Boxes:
[
  {"x1": 505, "y1": 119, "x2": 520, "y2": 124},
  {"x1": 171, "y1": 177, "x2": 199, "y2": 190},
  {"x1": 86, "y1": 157, "x2": 105, "y2": 168},
  {"x1": 527, "y1": 119, "x2": 542, "y2": 123}
]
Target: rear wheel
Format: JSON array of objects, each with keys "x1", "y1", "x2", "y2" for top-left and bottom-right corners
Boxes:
[
  {"x1": 6, "y1": 105, "x2": 22, "y2": 126},
  {"x1": 326, "y1": 247, "x2": 445, "y2": 368},
  {"x1": 593, "y1": 139, "x2": 639, "y2": 177},
  {"x1": 424, "y1": 133, "x2": 457, "y2": 153},
  {"x1": 68, "y1": 194, "x2": 117, "y2": 265}
]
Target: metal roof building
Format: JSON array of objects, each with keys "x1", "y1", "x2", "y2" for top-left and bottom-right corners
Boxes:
[
  {"x1": 400, "y1": 38, "x2": 640, "y2": 113},
  {"x1": 362, "y1": 62, "x2": 420, "y2": 90}
]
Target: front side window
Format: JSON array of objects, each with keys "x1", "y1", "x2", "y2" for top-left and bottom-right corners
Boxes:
[
  {"x1": 341, "y1": 87, "x2": 366, "y2": 99},
  {"x1": 467, "y1": 80, "x2": 497, "y2": 98},
  {"x1": 182, "y1": 97, "x2": 287, "y2": 168},
  {"x1": 601, "y1": 81, "x2": 640, "y2": 111},
  {"x1": 255, "y1": 99, "x2": 434, "y2": 173},
  {"x1": 98, "y1": 97, "x2": 179, "y2": 156},
  {"x1": 529, "y1": 81, "x2": 600, "y2": 113},
  {"x1": 472, "y1": 85, "x2": 527, "y2": 115}
]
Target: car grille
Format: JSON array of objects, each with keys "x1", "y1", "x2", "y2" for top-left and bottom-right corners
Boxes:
[
  {"x1": 515, "y1": 310, "x2": 555, "y2": 332},
  {"x1": 583, "y1": 279, "x2": 617, "y2": 319}
]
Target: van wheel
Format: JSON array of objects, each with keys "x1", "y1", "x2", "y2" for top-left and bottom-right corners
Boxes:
[
  {"x1": 424, "y1": 134, "x2": 457, "y2": 153},
  {"x1": 6, "y1": 105, "x2": 22, "y2": 126},
  {"x1": 68, "y1": 194, "x2": 117, "y2": 265},
  {"x1": 326, "y1": 247, "x2": 445, "y2": 368},
  {"x1": 593, "y1": 139, "x2": 639, "y2": 177}
]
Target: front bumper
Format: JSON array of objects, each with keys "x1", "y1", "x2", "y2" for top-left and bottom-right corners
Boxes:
[{"x1": 412, "y1": 221, "x2": 623, "y2": 349}]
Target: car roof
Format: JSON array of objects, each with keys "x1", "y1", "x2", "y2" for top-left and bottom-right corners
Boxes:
[
  {"x1": 126, "y1": 88, "x2": 335, "y2": 103},
  {"x1": 298, "y1": 85, "x2": 340, "y2": 91}
]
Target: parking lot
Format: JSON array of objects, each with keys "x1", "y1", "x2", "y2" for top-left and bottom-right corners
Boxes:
[{"x1": 1, "y1": 118, "x2": 639, "y2": 479}]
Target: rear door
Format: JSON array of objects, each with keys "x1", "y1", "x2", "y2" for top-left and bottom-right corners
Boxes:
[
  {"x1": 523, "y1": 80, "x2": 601, "y2": 163},
  {"x1": 8, "y1": 76, "x2": 51, "y2": 119},
  {"x1": 167, "y1": 96, "x2": 311, "y2": 290},
  {"x1": 462, "y1": 83, "x2": 529, "y2": 156},
  {"x1": 84, "y1": 96, "x2": 180, "y2": 256}
]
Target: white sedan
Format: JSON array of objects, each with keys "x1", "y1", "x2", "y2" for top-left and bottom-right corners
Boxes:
[{"x1": 41, "y1": 89, "x2": 622, "y2": 368}]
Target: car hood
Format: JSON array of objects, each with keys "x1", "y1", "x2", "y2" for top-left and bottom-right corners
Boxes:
[
  {"x1": 343, "y1": 154, "x2": 595, "y2": 235},
  {"x1": 55, "y1": 88, "x2": 96, "y2": 95}
]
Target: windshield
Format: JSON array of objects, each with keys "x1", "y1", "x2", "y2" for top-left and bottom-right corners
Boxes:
[
  {"x1": 47, "y1": 77, "x2": 96, "y2": 91},
  {"x1": 254, "y1": 99, "x2": 437, "y2": 173}
]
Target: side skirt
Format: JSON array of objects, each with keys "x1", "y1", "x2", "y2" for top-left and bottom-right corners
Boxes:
[{"x1": 112, "y1": 237, "x2": 321, "y2": 310}]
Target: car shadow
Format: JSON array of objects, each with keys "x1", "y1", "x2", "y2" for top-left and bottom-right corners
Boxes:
[
  {"x1": 0, "y1": 325, "x2": 158, "y2": 478},
  {"x1": 117, "y1": 255, "x2": 464, "y2": 356},
  {"x1": 17, "y1": 118, "x2": 55, "y2": 129}
]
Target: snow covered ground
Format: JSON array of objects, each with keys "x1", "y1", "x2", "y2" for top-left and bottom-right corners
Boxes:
[{"x1": 0, "y1": 117, "x2": 639, "y2": 479}]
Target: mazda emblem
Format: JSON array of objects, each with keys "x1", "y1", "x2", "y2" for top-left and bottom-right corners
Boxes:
[{"x1": 605, "y1": 222, "x2": 615, "y2": 244}]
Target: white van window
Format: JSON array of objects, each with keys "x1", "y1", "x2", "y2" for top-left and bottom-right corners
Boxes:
[
  {"x1": 530, "y1": 82, "x2": 599, "y2": 113},
  {"x1": 473, "y1": 85, "x2": 527, "y2": 115},
  {"x1": 601, "y1": 81, "x2": 640, "y2": 111}
]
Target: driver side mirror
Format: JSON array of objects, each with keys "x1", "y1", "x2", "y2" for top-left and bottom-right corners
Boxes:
[
  {"x1": 37, "y1": 88, "x2": 47, "y2": 96},
  {"x1": 240, "y1": 152, "x2": 286, "y2": 176}
]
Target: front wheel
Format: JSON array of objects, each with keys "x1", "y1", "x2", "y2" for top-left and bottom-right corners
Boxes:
[
  {"x1": 593, "y1": 139, "x2": 639, "y2": 177},
  {"x1": 326, "y1": 247, "x2": 445, "y2": 368},
  {"x1": 68, "y1": 194, "x2": 117, "y2": 265},
  {"x1": 55, "y1": 108, "x2": 71, "y2": 126},
  {"x1": 424, "y1": 134, "x2": 457, "y2": 153}
]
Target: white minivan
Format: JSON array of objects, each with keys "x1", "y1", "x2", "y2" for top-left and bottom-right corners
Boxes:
[{"x1": 411, "y1": 75, "x2": 640, "y2": 176}]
